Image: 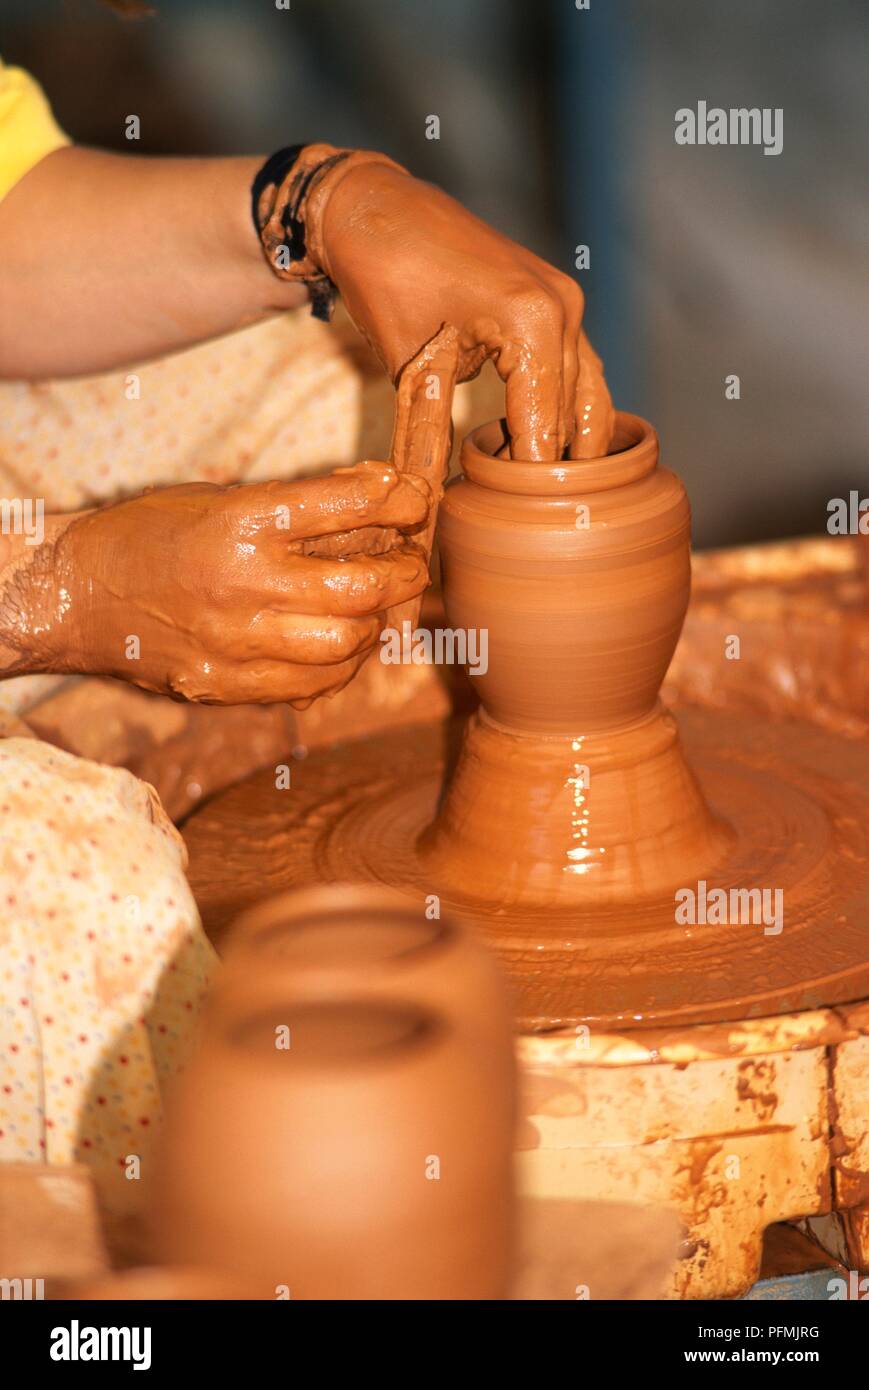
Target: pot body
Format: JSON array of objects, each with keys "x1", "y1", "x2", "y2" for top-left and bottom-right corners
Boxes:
[
  {"x1": 438, "y1": 414, "x2": 689, "y2": 735},
  {"x1": 154, "y1": 993, "x2": 515, "y2": 1299}
]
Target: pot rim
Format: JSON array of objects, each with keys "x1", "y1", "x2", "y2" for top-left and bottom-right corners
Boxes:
[
  {"x1": 461, "y1": 412, "x2": 658, "y2": 496},
  {"x1": 224, "y1": 882, "x2": 454, "y2": 968},
  {"x1": 225, "y1": 997, "x2": 444, "y2": 1068}
]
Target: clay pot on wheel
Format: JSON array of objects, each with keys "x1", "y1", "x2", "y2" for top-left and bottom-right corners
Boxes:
[
  {"x1": 419, "y1": 413, "x2": 732, "y2": 907},
  {"x1": 153, "y1": 986, "x2": 515, "y2": 1299}
]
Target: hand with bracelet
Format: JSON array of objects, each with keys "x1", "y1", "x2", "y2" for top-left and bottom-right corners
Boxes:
[
  {"x1": 252, "y1": 142, "x2": 613, "y2": 461},
  {"x1": 0, "y1": 136, "x2": 613, "y2": 704}
]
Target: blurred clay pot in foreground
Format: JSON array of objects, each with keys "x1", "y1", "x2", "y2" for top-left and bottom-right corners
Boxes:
[
  {"x1": 154, "y1": 996, "x2": 514, "y2": 1298},
  {"x1": 153, "y1": 885, "x2": 515, "y2": 1299},
  {"x1": 68, "y1": 1267, "x2": 258, "y2": 1300}
]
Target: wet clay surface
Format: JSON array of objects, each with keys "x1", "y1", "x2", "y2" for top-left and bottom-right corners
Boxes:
[
  {"x1": 666, "y1": 538, "x2": 869, "y2": 741},
  {"x1": 182, "y1": 706, "x2": 869, "y2": 1031}
]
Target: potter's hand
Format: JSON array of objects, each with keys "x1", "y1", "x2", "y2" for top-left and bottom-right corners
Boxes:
[
  {"x1": 255, "y1": 145, "x2": 614, "y2": 461},
  {"x1": 0, "y1": 463, "x2": 430, "y2": 706}
]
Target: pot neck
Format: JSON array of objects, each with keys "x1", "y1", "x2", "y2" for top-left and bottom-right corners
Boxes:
[{"x1": 461, "y1": 412, "x2": 658, "y2": 496}]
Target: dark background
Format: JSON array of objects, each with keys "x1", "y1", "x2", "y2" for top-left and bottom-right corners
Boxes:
[{"x1": 1, "y1": 0, "x2": 866, "y2": 546}]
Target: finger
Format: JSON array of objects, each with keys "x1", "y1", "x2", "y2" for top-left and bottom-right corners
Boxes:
[
  {"x1": 197, "y1": 607, "x2": 383, "y2": 666},
  {"x1": 243, "y1": 543, "x2": 430, "y2": 617},
  {"x1": 387, "y1": 324, "x2": 460, "y2": 629},
  {"x1": 255, "y1": 611, "x2": 382, "y2": 666},
  {"x1": 180, "y1": 651, "x2": 372, "y2": 707},
  {"x1": 561, "y1": 331, "x2": 580, "y2": 458},
  {"x1": 227, "y1": 462, "x2": 431, "y2": 540},
  {"x1": 286, "y1": 651, "x2": 371, "y2": 709},
  {"x1": 391, "y1": 324, "x2": 459, "y2": 487},
  {"x1": 500, "y1": 347, "x2": 562, "y2": 461},
  {"x1": 550, "y1": 273, "x2": 583, "y2": 455},
  {"x1": 488, "y1": 291, "x2": 565, "y2": 461},
  {"x1": 569, "y1": 329, "x2": 616, "y2": 459}
]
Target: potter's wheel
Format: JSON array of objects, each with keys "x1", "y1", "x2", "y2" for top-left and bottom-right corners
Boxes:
[
  {"x1": 183, "y1": 705, "x2": 869, "y2": 1031},
  {"x1": 182, "y1": 535, "x2": 869, "y2": 1299}
]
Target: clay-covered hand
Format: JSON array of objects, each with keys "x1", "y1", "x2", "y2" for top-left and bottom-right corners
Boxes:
[
  {"x1": 3, "y1": 463, "x2": 430, "y2": 706},
  {"x1": 257, "y1": 146, "x2": 614, "y2": 461}
]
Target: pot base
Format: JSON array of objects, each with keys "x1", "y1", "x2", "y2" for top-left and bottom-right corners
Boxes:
[
  {"x1": 183, "y1": 706, "x2": 869, "y2": 1032},
  {"x1": 418, "y1": 703, "x2": 733, "y2": 906}
]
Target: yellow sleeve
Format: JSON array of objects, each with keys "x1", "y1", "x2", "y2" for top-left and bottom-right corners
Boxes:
[{"x1": 0, "y1": 61, "x2": 70, "y2": 202}]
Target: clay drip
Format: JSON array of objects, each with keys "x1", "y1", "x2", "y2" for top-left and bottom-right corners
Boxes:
[{"x1": 420, "y1": 414, "x2": 732, "y2": 906}]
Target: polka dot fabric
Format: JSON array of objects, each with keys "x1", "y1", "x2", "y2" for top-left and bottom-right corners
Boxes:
[
  {"x1": 0, "y1": 737, "x2": 216, "y2": 1226},
  {"x1": 0, "y1": 307, "x2": 392, "y2": 1220}
]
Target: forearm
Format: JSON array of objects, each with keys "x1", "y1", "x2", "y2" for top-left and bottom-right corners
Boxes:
[{"x1": 0, "y1": 146, "x2": 306, "y2": 379}]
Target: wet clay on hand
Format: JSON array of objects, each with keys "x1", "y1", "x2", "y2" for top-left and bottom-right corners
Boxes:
[
  {"x1": 286, "y1": 325, "x2": 459, "y2": 642},
  {"x1": 0, "y1": 464, "x2": 431, "y2": 706},
  {"x1": 262, "y1": 148, "x2": 614, "y2": 460}
]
